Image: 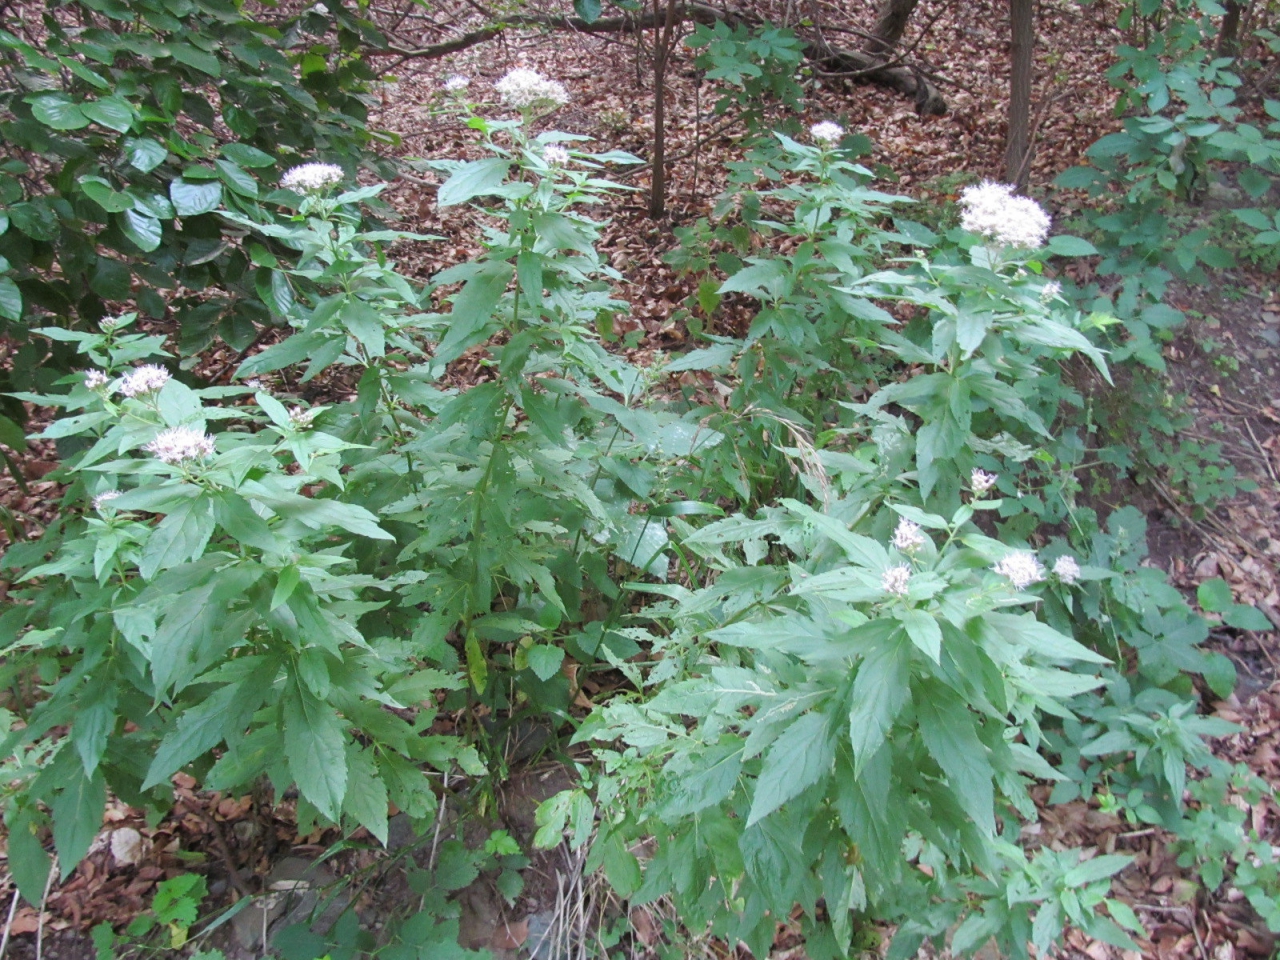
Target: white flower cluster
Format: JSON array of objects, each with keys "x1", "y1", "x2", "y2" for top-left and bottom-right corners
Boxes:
[
  {"x1": 84, "y1": 369, "x2": 111, "y2": 391},
  {"x1": 971, "y1": 468, "x2": 999, "y2": 496},
  {"x1": 891, "y1": 517, "x2": 927, "y2": 553},
  {"x1": 1040, "y1": 280, "x2": 1063, "y2": 303},
  {"x1": 1053, "y1": 555, "x2": 1081, "y2": 585},
  {"x1": 99, "y1": 315, "x2": 125, "y2": 332},
  {"x1": 958, "y1": 181, "x2": 1051, "y2": 250},
  {"x1": 443, "y1": 74, "x2": 471, "y2": 93},
  {"x1": 882, "y1": 564, "x2": 912, "y2": 597},
  {"x1": 495, "y1": 68, "x2": 569, "y2": 110},
  {"x1": 543, "y1": 143, "x2": 570, "y2": 166},
  {"x1": 811, "y1": 121, "x2": 844, "y2": 144},
  {"x1": 281, "y1": 163, "x2": 344, "y2": 194},
  {"x1": 92, "y1": 490, "x2": 122, "y2": 511},
  {"x1": 289, "y1": 406, "x2": 320, "y2": 429},
  {"x1": 117, "y1": 364, "x2": 170, "y2": 398},
  {"x1": 993, "y1": 550, "x2": 1045, "y2": 590},
  {"x1": 145, "y1": 426, "x2": 215, "y2": 464}
]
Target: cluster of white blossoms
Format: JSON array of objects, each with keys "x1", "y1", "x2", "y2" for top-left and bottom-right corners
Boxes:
[
  {"x1": 891, "y1": 517, "x2": 927, "y2": 553},
  {"x1": 84, "y1": 369, "x2": 111, "y2": 391},
  {"x1": 543, "y1": 143, "x2": 570, "y2": 166},
  {"x1": 1039, "y1": 280, "x2": 1063, "y2": 303},
  {"x1": 494, "y1": 67, "x2": 569, "y2": 110},
  {"x1": 443, "y1": 74, "x2": 471, "y2": 93},
  {"x1": 810, "y1": 121, "x2": 844, "y2": 144},
  {"x1": 882, "y1": 564, "x2": 912, "y2": 597},
  {"x1": 958, "y1": 181, "x2": 1051, "y2": 250},
  {"x1": 117, "y1": 364, "x2": 170, "y2": 398},
  {"x1": 99, "y1": 315, "x2": 125, "y2": 333},
  {"x1": 971, "y1": 468, "x2": 999, "y2": 496},
  {"x1": 281, "y1": 163, "x2": 344, "y2": 194},
  {"x1": 91, "y1": 490, "x2": 122, "y2": 512},
  {"x1": 145, "y1": 426, "x2": 216, "y2": 465},
  {"x1": 993, "y1": 550, "x2": 1046, "y2": 590},
  {"x1": 289, "y1": 406, "x2": 320, "y2": 430},
  {"x1": 1053, "y1": 555, "x2": 1081, "y2": 585}
]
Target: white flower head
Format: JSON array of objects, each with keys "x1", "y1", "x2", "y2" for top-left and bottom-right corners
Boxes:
[
  {"x1": 495, "y1": 67, "x2": 569, "y2": 111},
  {"x1": 882, "y1": 564, "x2": 912, "y2": 597},
  {"x1": 99, "y1": 315, "x2": 125, "y2": 333},
  {"x1": 443, "y1": 74, "x2": 471, "y2": 93},
  {"x1": 958, "y1": 181, "x2": 1051, "y2": 249},
  {"x1": 144, "y1": 426, "x2": 216, "y2": 465},
  {"x1": 117, "y1": 364, "x2": 171, "y2": 398},
  {"x1": 543, "y1": 143, "x2": 570, "y2": 166},
  {"x1": 281, "y1": 162, "x2": 345, "y2": 194},
  {"x1": 1052, "y1": 555, "x2": 1081, "y2": 585},
  {"x1": 970, "y1": 468, "x2": 999, "y2": 496},
  {"x1": 289, "y1": 406, "x2": 320, "y2": 430},
  {"x1": 891, "y1": 517, "x2": 927, "y2": 553},
  {"x1": 993, "y1": 550, "x2": 1046, "y2": 590},
  {"x1": 1040, "y1": 280, "x2": 1063, "y2": 303},
  {"x1": 244, "y1": 378, "x2": 265, "y2": 391},
  {"x1": 91, "y1": 490, "x2": 122, "y2": 512},
  {"x1": 84, "y1": 369, "x2": 111, "y2": 391},
  {"x1": 811, "y1": 121, "x2": 844, "y2": 144}
]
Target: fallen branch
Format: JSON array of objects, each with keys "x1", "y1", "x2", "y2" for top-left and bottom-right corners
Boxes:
[{"x1": 380, "y1": 2, "x2": 947, "y2": 114}]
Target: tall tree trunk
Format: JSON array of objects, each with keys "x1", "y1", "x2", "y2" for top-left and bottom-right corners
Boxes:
[
  {"x1": 648, "y1": 0, "x2": 679, "y2": 219},
  {"x1": 1004, "y1": 0, "x2": 1033, "y2": 188},
  {"x1": 863, "y1": 0, "x2": 920, "y2": 58}
]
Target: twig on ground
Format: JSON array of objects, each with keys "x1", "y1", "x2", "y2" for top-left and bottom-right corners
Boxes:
[
  {"x1": 0, "y1": 886, "x2": 21, "y2": 959},
  {"x1": 35, "y1": 857, "x2": 55, "y2": 960}
]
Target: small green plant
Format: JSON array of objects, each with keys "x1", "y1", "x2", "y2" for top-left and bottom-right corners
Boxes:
[{"x1": 91, "y1": 874, "x2": 210, "y2": 956}]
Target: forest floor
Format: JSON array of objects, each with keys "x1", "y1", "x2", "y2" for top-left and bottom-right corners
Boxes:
[{"x1": 2, "y1": 0, "x2": 1280, "y2": 957}]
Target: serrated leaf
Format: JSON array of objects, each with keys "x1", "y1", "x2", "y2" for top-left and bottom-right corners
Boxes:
[
  {"x1": 343, "y1": 744, "x2": 389, "y2": 845},
  {"x1": 747, "y1": 711, "x2": 834, "y2": 825},
  {"x1": 1046, "y1": 234, "x2": 1097, "y2": 257},
  {"x1": 6, "y1": 810, "x2": 52, "y2": 906},
  {"x1": 169, "y1": 178, "x2": 222, "y2": 216},
  {"x1": 899, "y1": 610, "x2": 941, "y2": 662},
  {"x1": 215, "y1": 158, "x2": 258, "y2": 198},
  {"x1": 220, "y1": 142, "x2": 275, "y2": 168},
  {"x1": 438, "y1": 156, "x2": 511, "y2": 207},
  {"x1": 849, "y1": 635, "x2": 911, "y2": 774},
  {"x1": 51, "y1": 767, "x2": 106, "y2": 878},
  {"x1": 284, "y1": 682, "x2": 347, "y2": 822},
  {"x1": 917, "y1": 686, "x2": 995, "y2": 835},
  {"x1": 526, "y1": 644, "x2": 564, "y2": 681}
]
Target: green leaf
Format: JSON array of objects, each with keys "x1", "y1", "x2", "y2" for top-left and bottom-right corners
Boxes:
[
  {"x1": 78, "y1": 176, "x2": 135, "y2": 213},
  {"x1": 342, "y1": 744, "x2": 389, "y2": 846},
  {"x1": 6, "y1": 809, "x2": 53, "y2": 906},
  {"x1": 1197, "y1": 578, "x2": 1233, "y2": 612},
  {"x1": 573, "y1": 0, "x2": 602, "y2": 21},
  {"x1": 526, "y1": 644, "x2": 564, "y2": 681},
  {"x1": 899, "y1": 610, "x2": 941, "y2": 663},
  {"x1": 435, "y1": 262, "x2": 512, "y2": 364},
  {"x1": 82, "y1": 96, "x2": 134, "y2": 133},
  {"x1": 1224, "y1": 604, "x2": 1272, "y2": 632},
  {"x1": 215, "y1": 158, "x2": 258, "y2": 198},
  {"x1": 848, "y1": 635, "x2": 911, "y2": 774},
  {"x1": 29, "y1": 94, "x2": 89, "y2": 130},
  {"x1": 124, "y1": 137, "x2": 168, "y2": 173},
  {"x1": 747, "y1": 711, "x2": 834, "y2": 826},
  {"x1": 51, "y1": 766, "x2": 106, "y2": 878},
  {"x1": 598, "y1": 832, "x2": 642, "y2": 896},
  {"x1": 120, "y1": 209, "x2": 162, "y2": 252},
  {"x1": 284, "y1": 681, "x2": 347, "y2": 823},
  {"x1": 0, "y1": 276, "x2": 22, "y2": 322},
  {"x1": 139, "y1": 495, "x2": 215, "y2": 580},
  {"x1": 916, "y1": 685, "x2": 995, "y2": 835},
  {"x1": 437, "y1": 157, "x2": 512, "y2": 207},
  {"x1": 169, "y1": 178, "x2": 223, "y2": 216},
  {"x1": 220, "y1": 142, "x2": 275, "y2": 168},
  {"x1": 1063, "y1": 853, "x2": 1132, "y2": 886},
  {"x1": 1046, "y1": 234, "x2": 1097, "y2": 257}
]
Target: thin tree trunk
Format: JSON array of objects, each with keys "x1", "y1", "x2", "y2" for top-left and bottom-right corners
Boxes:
[
  {"x1": 863, "y1": 0, "x2": 920, "y2": 58},
  {"x1": 649, "y1": 0, "x2": 679, "y2": 219},
  {"x1": 1004, "y1": 0, "x2": 1033, "y2": 188}
]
